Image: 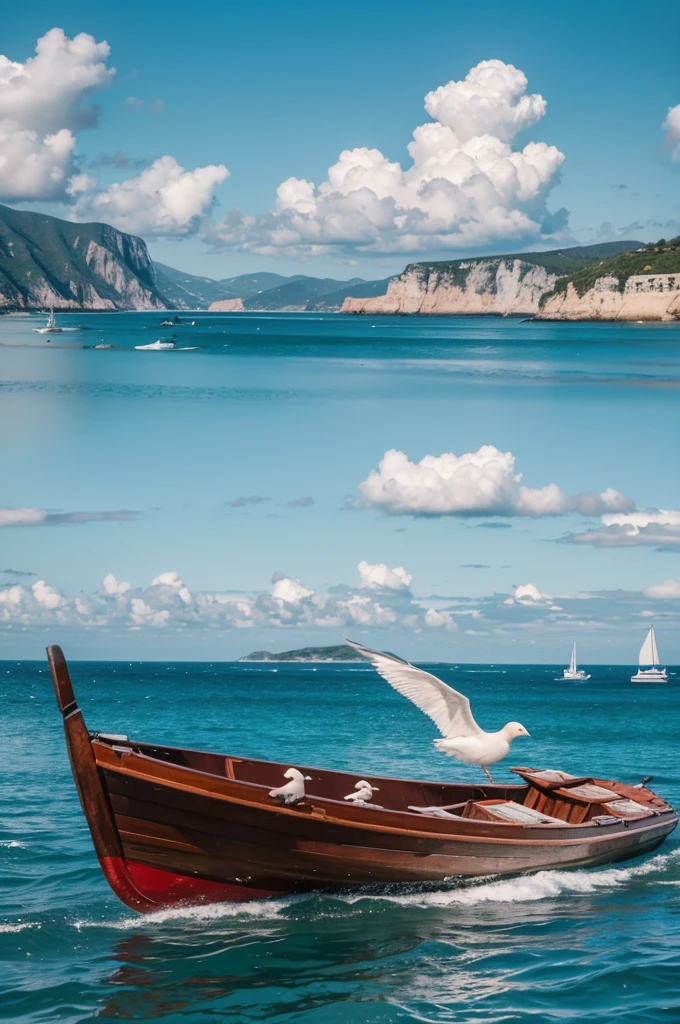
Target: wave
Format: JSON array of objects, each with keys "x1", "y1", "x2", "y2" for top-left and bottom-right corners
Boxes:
[
  {"x1": 74, "y1": 898, "x2": 286, "y2": 931},
  {"x1": 0, "y1": 921, "x2": 40, "y2": 933},
  {"x1": 348, "y1": 849, "x2": 680, "y2": 909},
  {"x1": 72, "y1": 850, "x2": 679, "y2": 930}
]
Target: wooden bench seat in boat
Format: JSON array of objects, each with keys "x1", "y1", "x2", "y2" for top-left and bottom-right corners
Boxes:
[
  {"x1": 462, "y1": 800, "x2": 566, "y2": 825},
  {"x1": 512, "y1": 767, "x2": 658, "y2": 823}
]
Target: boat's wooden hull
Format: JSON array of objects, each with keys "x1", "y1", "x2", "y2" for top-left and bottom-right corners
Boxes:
[{"x1": 48, "y1": 646, "x2": 678, "y2": 912}]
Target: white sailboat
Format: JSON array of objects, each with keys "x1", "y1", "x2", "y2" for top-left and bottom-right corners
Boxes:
[
  {"x1": 559, "y1": 642, "x2": 590, "y2": 681},
  {"x1": 631, "y1": 625, "x2": 667, "y2": 683},
  {"x1": 32, "y1": 307, "x2": 63, "y2": 334}
]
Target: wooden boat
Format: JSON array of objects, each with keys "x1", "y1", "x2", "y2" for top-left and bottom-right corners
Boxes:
[{"x1": 48, "y1": 645, "x2": 678, "y2": 913}]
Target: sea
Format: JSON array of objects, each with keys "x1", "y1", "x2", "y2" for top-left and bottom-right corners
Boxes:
[
  {"x1": 2, "y1": 660, "x2": 680, "y2": 1024},
  {"x1": 1, "y1": 309, "x2": 680, "y2": 1021}
]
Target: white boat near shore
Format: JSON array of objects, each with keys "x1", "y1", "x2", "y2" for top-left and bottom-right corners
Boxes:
[
  {"x1": 135, "y1": 338, "x2": 176, "y2": 351},
  {"x1": 32, "y1": 307, "x2": 63, "y2": 334},
  {"x1": 631, "y1": 626, "x2": 667, "y2": 683}
]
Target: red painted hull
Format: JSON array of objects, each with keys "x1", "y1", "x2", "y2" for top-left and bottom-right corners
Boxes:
[{"x1": 102, "y1": 856, "x2": 283, "y2": 911}]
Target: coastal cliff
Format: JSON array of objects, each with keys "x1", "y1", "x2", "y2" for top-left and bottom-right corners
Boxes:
[
  {"x1": 0, "y1": 204, "x2": 167, "y2": 310},
  {"x1": 341, "y1": 241, "x2": 641, "y2": 317},
  {"x1": 536, "y1": 242, "x2": 680, "y2": 320},
  {"x1": 537, "y1": 275, "x2": 680, "y2": 320},
  {"x1": 342, "y1": 259, "x2": 556, "y2": 315},
  {"x1": 208, "y1": 298, "x2": 245, "y2": 311}
]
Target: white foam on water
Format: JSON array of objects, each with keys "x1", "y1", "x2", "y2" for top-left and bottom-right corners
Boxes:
[
  {"x1": 75, "y1": 898, "x2": 287, "y2": 931},
  {"x1": 0, "y1": 921, "x2": 40, "y2": 933},
  {"x1": 343, "y1": 850, "x2": 680, "y2": 909},
  {"x1": 0, "y1": 840, "x2": 26, "y2": 849},
  {"x1": 72, "y1": 851, "x2": 680, "y2": 929}
]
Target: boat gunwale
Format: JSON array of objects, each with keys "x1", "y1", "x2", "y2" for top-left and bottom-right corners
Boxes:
[
  {"x1": 94, "y1": 740, "x2": 678, "y2": 847},
  {"x1": 93, "y1": 732, "x2": 528, "y2": 795}
]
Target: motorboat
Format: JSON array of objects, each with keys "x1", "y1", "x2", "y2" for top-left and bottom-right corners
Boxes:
[
  {"x1": 135, "y1": 337, "x2": 176, "y2": 351},
  {"x1": 48, "y1": 645, "x2": 677, "y2": 912}
]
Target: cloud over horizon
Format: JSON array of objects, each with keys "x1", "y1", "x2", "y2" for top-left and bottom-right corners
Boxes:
[
  {"x1": 0, "y1": 507, "x2": 142, "y2": 527},
  {"x1": 564, "y1": 509, "x2": 680, "y2": 550},
  {"x1": 206, "y1": 59, "x2": 567, "y2": 257},
  {"x1": 0, "y1": 29, "x2": 228, "y2": 237},
  {"x1": 355, "y1": 445, "x2": 633, "y2": 518},
  {"x1": 2, "y1": 564, "x2": 678, "y2": 653}
]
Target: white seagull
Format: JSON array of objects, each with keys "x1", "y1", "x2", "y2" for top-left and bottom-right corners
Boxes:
[
  {"x1": 346, "y1": 639, "x2": 530, "y2": 783},
  {"x1": 344, "y1": 780, "x2": 380, "y2": 805},
  {"x1": 269, "y1": 767, "x2": 311, "y2": 805}
]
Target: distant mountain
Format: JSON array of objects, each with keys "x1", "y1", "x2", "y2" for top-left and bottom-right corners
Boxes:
[
  {"x1": 311, "y1": 277, "x2": 393, "y2": 311},
  {"x1": 221, "y1": 272, "x2": 306, "y2": 300},
  {"x1": 152, "y1": 263, "x2": 381, "y2": 311},
  {"x1": 242, "y1": 275, "x2": 366, "y2": 311},
  {"x1": 0, "y1": 204, "x2": 167, "y2": 310},
  {"x1": 154, "y1": 264, "x2": 302, "y2": 308},
  {"x1": 239, "y1": 644, "x2": 367, "y2": 662}
]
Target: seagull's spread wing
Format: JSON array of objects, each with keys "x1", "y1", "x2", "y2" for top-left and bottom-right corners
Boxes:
[{"x1": 345, "y1": 638, "x2": 481, "y2": 738}]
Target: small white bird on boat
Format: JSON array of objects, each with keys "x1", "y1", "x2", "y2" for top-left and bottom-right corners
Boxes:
[
  {"x1": 344, "y1": 780, "x2": 380, "y2": 805},
  {"x1": 346, "y1": 639, "x2": 530, "y2": 783},
  {"x1": 269, "y1": 767, "x2": 311, "y2": 805}
]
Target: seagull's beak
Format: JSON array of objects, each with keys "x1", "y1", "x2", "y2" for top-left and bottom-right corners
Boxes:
[{"x1": 525, "y1": 731, "x2": 531, "y2": 738}]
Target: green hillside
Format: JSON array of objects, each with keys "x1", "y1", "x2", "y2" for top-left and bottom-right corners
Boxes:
[
  {"x1": 540, "y1": 237, "x2": 680, "y2": 303},
  {"x1": 0, "y1": 204, "x2": 166, "y2": 310},
  {"x1": 404, "y1": 240, "x2": 643, "y2": 287}
]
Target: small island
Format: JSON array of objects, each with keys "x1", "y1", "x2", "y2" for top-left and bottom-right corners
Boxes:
[{"x1": 238, "y1": 644, "x2": 367, "y2": 663}]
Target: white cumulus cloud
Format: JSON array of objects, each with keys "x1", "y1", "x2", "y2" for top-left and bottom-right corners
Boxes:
[
  {"x1": 505, "y1": 583, "x2": 552, "y2": 606},
  {"x1": 0, "y1": 29, "x2": 228, "y2": 234},
  {"x1": 206, "y1": 59, "x2": 566, "y2": 257},
  {"x1": 663, "y1": 103, "x2": 680, "y2": 161},
  {"x1": 0, "y1": 28, "x2": 114, "y2": 201},
  {"x1": 356, "y1": 445, "x2": 633, "y2": 518},
  {"x1": 424, "y1": 608, "x2": 458, "y2": 631},
  {"x1": 566, "y1": 509, "x2": 680, "y2": 549},
  {"x1": 71, "y1": 155, "x2": 229, "y2": 237},
  {"x1": 643, "y1": 578, "x2": 680, "y2": 599},
  {"x1": 357, "y1": 560, "x2": 412, "y2": 590}
]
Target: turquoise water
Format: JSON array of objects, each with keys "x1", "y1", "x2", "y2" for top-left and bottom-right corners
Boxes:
[{"x1": 2, "y1": 660, "x2": 679, "y2": 1023}]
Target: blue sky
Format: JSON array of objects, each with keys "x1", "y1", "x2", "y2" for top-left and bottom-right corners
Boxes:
[{"x1": 2, "y1": 0, "x2": 679, "y2": 279}]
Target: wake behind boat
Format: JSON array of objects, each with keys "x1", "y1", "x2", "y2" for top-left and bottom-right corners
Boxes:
[
  {"x1": 48, "y1": 645, "x2": 677, "y2": 911},
  {"x1": 631, "y1": 626, "x2": 667, "y2": 683},
  {"x1": 558, "y1": 642, "x2": 591, "y2": 681}
]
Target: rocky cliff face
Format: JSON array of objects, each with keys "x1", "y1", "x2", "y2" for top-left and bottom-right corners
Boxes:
[
  {"x1": 0, "y1": 204, "x2": 168, "y2": 310},
  {"x1": 537, "y1": 273, "x2": 680, "y2": 321},
  {"x1": 342, "y1": 259, "x2": 558, "y2": 315},
  {"x1": 208, "y1": 298, "x2": 245, "y2": 312}
]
